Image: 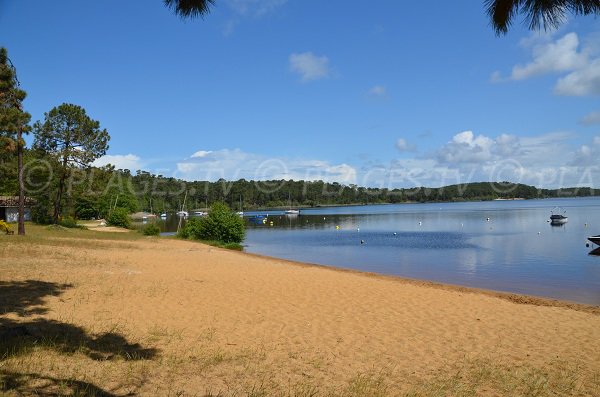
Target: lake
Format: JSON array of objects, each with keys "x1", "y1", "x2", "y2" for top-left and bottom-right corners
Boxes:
[{"x1": 156, "y1": 197, "x2": 600, "y2": 305}]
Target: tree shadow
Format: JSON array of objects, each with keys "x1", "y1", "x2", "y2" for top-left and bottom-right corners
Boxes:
[
  {"x1": 0, "y1": 280, "x2": 158, "y2": 395},
  {"x1": 0, "y1": 370, "x2": 123, "y2": 397}
]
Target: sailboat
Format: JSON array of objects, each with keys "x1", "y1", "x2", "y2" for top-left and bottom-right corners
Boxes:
[
  {"x1": 177, "y1": 192, "x2": 189, "y2": 218},
  {"x1": 284, "y1": 193, "x2": 300, "y2": 215}
]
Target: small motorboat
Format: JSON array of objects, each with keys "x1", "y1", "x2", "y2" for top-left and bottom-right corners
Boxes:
[
  {"x1": 588, "y1": 235, "x2": 600, "y2": 246},
  {"x1": 176, "y1": 210, "x2": 189, "y2": 217},
  {"x1": 284, "y1": 209, "x2": 300, "y2": 215},
  {"x1": 550, "y1": 207, "x2": 568, "y2": 225}
]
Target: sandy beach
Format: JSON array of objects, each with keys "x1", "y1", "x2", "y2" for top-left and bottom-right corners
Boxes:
[{"x1": 1, "y1": 225, "x2": 599, "y2": 396}]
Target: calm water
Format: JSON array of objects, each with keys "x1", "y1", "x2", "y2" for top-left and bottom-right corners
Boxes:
[{"x1": 239, "y1": 198, "x2": 600, "y2": 305}]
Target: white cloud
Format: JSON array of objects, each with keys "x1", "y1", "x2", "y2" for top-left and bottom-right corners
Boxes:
[
  {"x1": 191, "y1": 150, "x2": 213, "y2": 158},
  {"x1": 423, "y1": 129, "x2": 599, "y2": 188},
  {"x1": 571, "y1": 136, "x2": 600, "y2": 166},
  {"x1": 395, "y1": 138, "x2": 416, "y2": 153},
  {"x1": 554, "y1": 58, "x2": 600, "y2": 96},
  {"x1": 492, "y1": 31, "x2": 600, "y2": 97},
  {"x1": 510, "y1": 33, "x2": 586, "y2": 80},
  {"x1": 176, "y1": 148, "x2": 356, "y2": 184},
  {"x1": 289, "y1": 52, "x2": 330, "y2": 82},
  {"x1": 581, "y1": 110, "x2": 600, "y2": 125},
  {"x1": 368, "y1": 85, "x2": 387, "y2": 97},
  {"x1": 93, "y1": 154, "x2": 142, "y2": 171}
]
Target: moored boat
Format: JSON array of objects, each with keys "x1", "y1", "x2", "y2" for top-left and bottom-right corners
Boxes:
[
  {"x1": 588, "y1": 235, "x2": 600, "y2": 246},
  {"x1": 550, "y1": 207, "x2": 568, "y2": 225}
]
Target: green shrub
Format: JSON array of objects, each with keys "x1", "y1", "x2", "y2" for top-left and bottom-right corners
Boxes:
[
  {"x1": 142, "y1": 223, "x2": 161, "y2": 236},
  {"x1": 107, "y1": 207, "x2": 131, "y2": 228},
  {"x1": 180, "y1": 202, "x2": 245, "y2": 244},
  {"x1": 58, "y1": 216, "x2": 82, "y2": 229}
]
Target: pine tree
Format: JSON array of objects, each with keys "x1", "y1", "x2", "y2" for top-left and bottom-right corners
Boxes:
[{"x1": 0, "y1": 48, "x2": 32, "y2": 235}]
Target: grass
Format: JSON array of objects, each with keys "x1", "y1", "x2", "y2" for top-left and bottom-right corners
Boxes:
[{"x1": 194, "y1": 239, "x2": 244, "y2": 251}]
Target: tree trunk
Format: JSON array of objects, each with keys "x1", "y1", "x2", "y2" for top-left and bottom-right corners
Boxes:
[
  {"x1": 53, "y1": 156, "x2": 69, "y2": 224},
  {"x1": 17, "y1": 127, "x2": 25, "y2": 235}
]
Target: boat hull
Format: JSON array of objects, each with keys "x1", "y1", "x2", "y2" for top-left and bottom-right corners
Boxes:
[{"x1": 588, "y1": 235, "x2": 600, "y2": 246}]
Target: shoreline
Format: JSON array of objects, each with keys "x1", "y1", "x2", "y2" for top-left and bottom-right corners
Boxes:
[{"x1": 235, "y1": 246, "x2": 600, "y2": 315}]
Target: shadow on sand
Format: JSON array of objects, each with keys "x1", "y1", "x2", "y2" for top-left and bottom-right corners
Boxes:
[{"x1": 0, "y1": 280, "x2": 158, "y2": 396}]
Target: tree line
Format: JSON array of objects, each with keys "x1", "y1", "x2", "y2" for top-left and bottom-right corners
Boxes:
[{"x1": 2, "y1": 46, "x2": 598, "y2": 234}]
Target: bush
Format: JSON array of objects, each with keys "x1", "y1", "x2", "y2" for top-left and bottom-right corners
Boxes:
[
  {"x1": 107, "y1": 207, "x2": 131, "y2": 228},
  {"x1": 58, "y1": 216, "x2": 82, "y2": 229},
  {"x1": 180, "y1": 202, "x2": 245, "y2": 244},
  {"x1": 142, "y1": 223, "x2": 161, "y2": 236}
]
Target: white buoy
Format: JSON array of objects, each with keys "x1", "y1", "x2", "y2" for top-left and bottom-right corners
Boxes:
[
  {"x1": 393, "y1": 232, "x2": 397, "y2": 235},
  {"x1": 418, "y1": 221, "x2": 422, "y2": 226},
  {"x1": 486, "y1": 217, "x2": 490, "y2": 221}
]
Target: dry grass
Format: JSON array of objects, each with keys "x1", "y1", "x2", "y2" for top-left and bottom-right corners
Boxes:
[{"x1": 0, "y1": 224, "x2": 599, "y2": 396}]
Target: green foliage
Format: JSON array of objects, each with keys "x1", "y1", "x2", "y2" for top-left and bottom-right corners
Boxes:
[
  {"x1": 32, "y1": 103, "x2": 110, "y2": 223},
  {"x1": 107, "y1": 207, "x2": 131, "y2": 229},
  {"x1": 141, "y1": 223, "x2": 161, "y2": 236},
  {"x1": 180, "y1": 202, "x2": 245, "y2": 244},
  {"x1": 74, "y1": 195, "x2": 99, "y2": 220},
  {"x1": 58, "y1": 216, "x2": 83, "y2": 229}
]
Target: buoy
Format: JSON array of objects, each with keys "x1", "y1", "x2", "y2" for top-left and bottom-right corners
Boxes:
[
  {"x1": 461, "y1": 223, "x2": 464, "y2": 227},
  {"x1": 538, "y1": 231, "x2": 541, "y2": 234},
  {"x1": 360, "y1": 239, "x2": 365, "y2": 244},
  {"x1": 393, "y1": 232, "x2": 397, "y2": 235},
  {"x1": 357, "y1": 227, "x2": 360, "y2": 232},
  {"x1": 486, "y1": 217, "x2": 490, "y2": 221},
  {"x1": 336, "y1": 225, "x2": 340, "y2": 230},
  {"x1": 585, "y1": 223, "x2": 588, "y2": 227},
  {"x1": 418, "y1": 221, "x2": 422, "y2": 226}
]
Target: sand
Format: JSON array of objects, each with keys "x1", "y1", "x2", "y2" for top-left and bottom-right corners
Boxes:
[{"x1": 1, "y1": 227, "x2": 599, "y2": 396}]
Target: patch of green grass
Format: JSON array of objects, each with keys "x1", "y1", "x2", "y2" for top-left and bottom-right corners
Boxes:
[{"x1": 197, "y1": 240, "x2": 244, "y2": 251}]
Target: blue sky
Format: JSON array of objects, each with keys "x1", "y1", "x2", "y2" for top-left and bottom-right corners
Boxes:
[{"x1": 1, "y1": 0, "x2": 599, "y2": 188}]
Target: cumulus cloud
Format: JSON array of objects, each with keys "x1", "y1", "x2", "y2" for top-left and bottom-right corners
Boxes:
[
  {"x1": 491, "y1": 31, "x2": 600, "y2": 96},
  {"x1": 554, "y1": 58, "x2": 600, "y2": 96},
  {"x1": 395, "y1": 138, "x2": 416, "y2": 153},
  {"x1": 581, "y1": 110, "x2": 600, "y2": 125},
  {"x1": 510, "y1": 33, "x2": 586, "y2": 80},
  {"x1": 368, "y1": 85, "x2": 387, "y2": 97},
  {"x1": 424, "y1": 129, "x2": 599, "y2": 188},
  {"x1": 176, "y1": 148, "x2": 356, "y2": 184},
  {"x1": 289, "y1": 52, "x2": 330, "y2": 82},
  {"x1": 93, "y1": 154, "x2": 142, "y2": 171}
]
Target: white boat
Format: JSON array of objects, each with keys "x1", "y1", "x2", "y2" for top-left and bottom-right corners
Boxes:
[
  {"x1": 550, "y1": 207, "x2": 568, "y2": 225},
  {"x1": 160, "y1": 213, "x2": 167, "y2": 218},
  {"x1": 284, "y1": 192, "x2": 299, "y2": 215},
  {"x1": 193, "y1": 211, "x2": 206, "y2": 216},
  {"x1": 237, "y1": 211, "x2": 244, "y2": 217},
  {"x1": 176, "y1": 210, "x2": 189, "y2": 217}
]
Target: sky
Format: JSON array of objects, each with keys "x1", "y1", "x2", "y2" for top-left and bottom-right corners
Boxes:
[{"x1": 0, "y1": 0, "x2": 599, "y2": 189}]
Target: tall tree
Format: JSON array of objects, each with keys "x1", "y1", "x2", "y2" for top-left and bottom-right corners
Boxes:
[
  {"x1": 33, "y1": 104, "x2": 109, "y2": 223},
  {"x1": 0, "y1": 48, "x2": 31, "y2": 235},
  {"x1": 486, "y1": 0, "x2": 600, "y2": 34}
]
